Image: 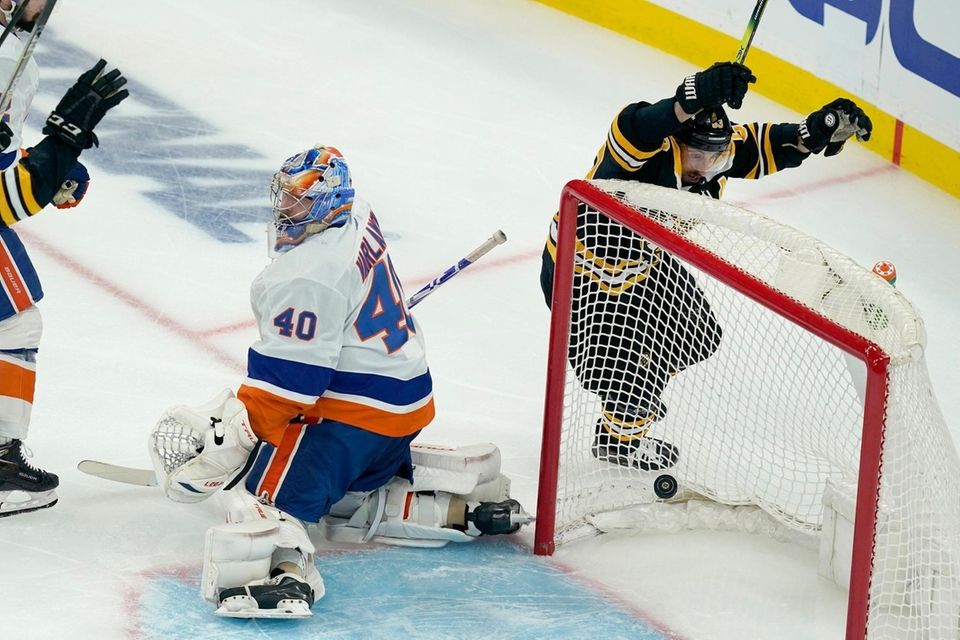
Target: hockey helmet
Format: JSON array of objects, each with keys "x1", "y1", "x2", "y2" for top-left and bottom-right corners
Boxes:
[
  {"x1": 676, "y1": 106, "x2": 733, "y2": 152},
  {"x1": 269, "y1": 145, "x2": 355, "y2": 254}
]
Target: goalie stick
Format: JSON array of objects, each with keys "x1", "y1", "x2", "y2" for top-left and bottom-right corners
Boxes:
[
  {"x1": 79, "y1": 230, "x2": 510, "y2": 486},
  {"x1": 77, "y1": 460, "x2": 158, "y2": 486},
  {"x1": 79, "y1": 441, "x2": 501, "y2": 488},
  {"x1": 405, "y1": 229, "x2": 507, "y2": 308},
  {"x1": 0, "y1": 0, "x2": 58, "y2": 119}
]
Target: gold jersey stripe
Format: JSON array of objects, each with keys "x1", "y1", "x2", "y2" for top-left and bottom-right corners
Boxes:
[
  {"x1": 761, "y1": 124, "x2": 779, "y2": 175},
  {"x1": 0, "y1": 193, "x2": 15, "y2": 226},
  {"x1": 610, "y1": 118, "x2": 664, "y2": 163},
  {"x1": 16, "y1": 165, "x2": 42, "y2": 214},
  {"x1": 744, "y1": 123, "x2": 762, "y2": 179}
]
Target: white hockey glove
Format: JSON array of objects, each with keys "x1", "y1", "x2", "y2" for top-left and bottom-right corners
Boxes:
[{"x1": 149, "y1": 389, "x2": 258, "y2": 504}]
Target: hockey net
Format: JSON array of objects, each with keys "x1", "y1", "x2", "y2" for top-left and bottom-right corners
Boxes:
[{"x1": 536, "y1": 179, "x2": 960, "y2": 640}]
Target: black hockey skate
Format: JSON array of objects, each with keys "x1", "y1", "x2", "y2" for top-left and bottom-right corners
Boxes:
[
  {"x1": 467, "y1": 499, "x2": 534, "y2": 535},
  {"x1": 216, "y1": 573, "x2": 315, "y2": 619},
  {"x1": 0, "y1": 439, "x2": 59, "y2": 517},
  {"x1": 592, "y1": 422, "x2": 679, "y2": 472}
]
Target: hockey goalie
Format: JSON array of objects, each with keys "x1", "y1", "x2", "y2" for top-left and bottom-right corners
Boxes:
[{"x1": 147, "y1": 145, "x2": 531, "y2": 618}]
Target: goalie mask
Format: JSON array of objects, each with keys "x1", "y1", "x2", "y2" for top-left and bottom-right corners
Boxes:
[
  {"x1": 676, "y1": 107, "x2": 734, "y2": 185},
  {"x1": 269, "y1": 145, "x2": 355, "y2": 256}
]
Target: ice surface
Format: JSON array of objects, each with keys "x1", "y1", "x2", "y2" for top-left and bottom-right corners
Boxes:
[{"x1": 1, "y1": 1, "x2": 957, "y2": 639}]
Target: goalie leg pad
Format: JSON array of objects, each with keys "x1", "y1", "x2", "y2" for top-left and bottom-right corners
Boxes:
[
  {"x1": 409, "y1": 442, "x2": 511, "y2": 501},
  {"x1": 325, "y1": 477, "x2": 474, "y2": 546},
  {"x1": 323, "y1": 446, "x2": 529, "y2": 546},
  {"x1": 410, "y1": 442, "x2": 502, "y2": 484},
  {"x1": 202, "y1": 489, "x2": 324, "y2": 605},
  {"x1": 201, "y1": 519, "x2": 280, "y2": 603}
]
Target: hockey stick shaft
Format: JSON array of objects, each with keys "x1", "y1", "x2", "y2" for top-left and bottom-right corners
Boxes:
[
  {"x1": 78, "y1": 460, "x2": 158, "y2": 486},
  {"x1": 735, "y1": 0, "x2": 769, "y2": 64},
  {"x1": 79, "y1": 442, "x2": 478, "y2": 488},
  {"x1": 0, "y1": 0, "x2": 57, "y2": 117},
  {"x1": 405, "y1": 229, "x2": 507, "y2": 309}
]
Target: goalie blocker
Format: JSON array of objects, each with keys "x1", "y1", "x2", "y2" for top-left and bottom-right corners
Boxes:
[{"x1": 149, "y1": 391, "x2": 532, "y2": 618}]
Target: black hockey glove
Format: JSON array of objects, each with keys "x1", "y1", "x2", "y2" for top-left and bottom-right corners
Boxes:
[
  {"x1": 675, "y1": 61, "x2": 756, "y2": 114},
  {"x1": 0, "y1": 120, "x2": 11, "y2": 153},
  {"x1": 800, "y1": 98, "x2": 872, "y2": 156},
  {"x1": 43, "y1": 59, "x2": 129, "y2": 150}
]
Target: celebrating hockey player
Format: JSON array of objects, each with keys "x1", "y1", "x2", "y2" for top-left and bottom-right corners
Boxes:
[
  {"x1": 0, "y1": 0, "x2": 129, "y2": 517},
  {"x1": 148, "y1": 145, "x2": 531, "y2": 618},
  {"x1": 539, "y1": 61, "x2": 872, "y2": 473}
]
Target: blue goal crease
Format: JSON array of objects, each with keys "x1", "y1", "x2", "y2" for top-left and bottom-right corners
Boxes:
[
  {"x1": 136, "y1": 539, "x2": 670, "y2": 640},
  {"x1": 34, "y1": 35, "x2": 273, "y2": 244}
]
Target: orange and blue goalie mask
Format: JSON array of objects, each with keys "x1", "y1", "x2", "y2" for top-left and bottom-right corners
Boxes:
[{"x1": 269, "y1": 146, "x2": 355, "y2": 256}]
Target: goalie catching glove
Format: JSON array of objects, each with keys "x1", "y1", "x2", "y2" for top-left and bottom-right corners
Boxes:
[{"x1": 149, "y1": 389, "x2": 258, "y2": 503}]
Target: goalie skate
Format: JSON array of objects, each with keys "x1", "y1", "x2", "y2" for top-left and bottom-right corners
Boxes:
[{"x1": 215, "y1": 573, "x2": 315, "y2": 619}]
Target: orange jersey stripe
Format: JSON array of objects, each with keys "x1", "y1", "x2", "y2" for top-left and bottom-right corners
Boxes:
[
  {"x1": 311, "y1": 396, "x2": 435, "y2": 437},
  {"x1": 240, "y1": 384, "x2": 435, "y2": 444},
  {"x1": 237, "y1": 384, "x2": 311, "y2": 447},
  {"x1": 255, "y1": 422, "x2": 306, "y2": 503},
  {"x1": 0, "y1": 239, "x2": 32, "y2": 312},
  {"x1": 0, "y1": 358, "x2": 36, "y2": 403}
]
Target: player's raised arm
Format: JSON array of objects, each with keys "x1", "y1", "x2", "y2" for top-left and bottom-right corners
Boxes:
[
  {"x1": 24, "y1": 59, "x2": 128, "y2": 204},
  {"x1": 798, "y1": 98, "x2": 873, "y2": 156}
]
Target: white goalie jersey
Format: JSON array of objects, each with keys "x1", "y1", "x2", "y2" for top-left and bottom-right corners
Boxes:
[{"x1": 238, "y1": 199, "x2": 435, "y2": 446}]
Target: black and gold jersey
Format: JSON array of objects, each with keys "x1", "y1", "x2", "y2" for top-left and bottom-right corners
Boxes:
[
  {"x1": 541, "y1": 97, "x2": 811, "y2": 299},
  {"x1": 0, "y1": 136, "x2": 83, "y2": 230}
]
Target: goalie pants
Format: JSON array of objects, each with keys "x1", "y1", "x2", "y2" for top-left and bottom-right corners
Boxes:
[
  {"x1": 540, "y1": 241, "x2": 721, "y2": 422},
  {"x1": 0, "y1": 228, "x2": 43, "y2": 439},
  {"x1": 245, "y1": 418, "x2": 418, "y2": 523}
]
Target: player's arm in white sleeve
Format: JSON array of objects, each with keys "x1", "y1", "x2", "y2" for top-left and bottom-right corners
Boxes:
[{"x1": 237, "y1": 275, "x2": 348, "y2": 446}]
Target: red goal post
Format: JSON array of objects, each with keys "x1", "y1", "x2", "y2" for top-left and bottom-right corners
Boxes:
[{"x1": 535, "y1": 179, "x2": 960, "y2": 640}]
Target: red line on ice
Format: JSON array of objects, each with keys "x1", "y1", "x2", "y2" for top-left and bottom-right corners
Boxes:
[
  {"x1": 21, "y1": 162, "x2": 896, "y2": 347},
  {"x1": 16, "y1": 229, "x2": 246, "y2": 373},
  {"x1": 730, "y1": 163, "x2": 897, "y2": 207}
]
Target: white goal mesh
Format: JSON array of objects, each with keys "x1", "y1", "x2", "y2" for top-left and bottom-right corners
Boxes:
[{"x1": 536, "y1": 179, "x2": 960, "y2": 640}]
